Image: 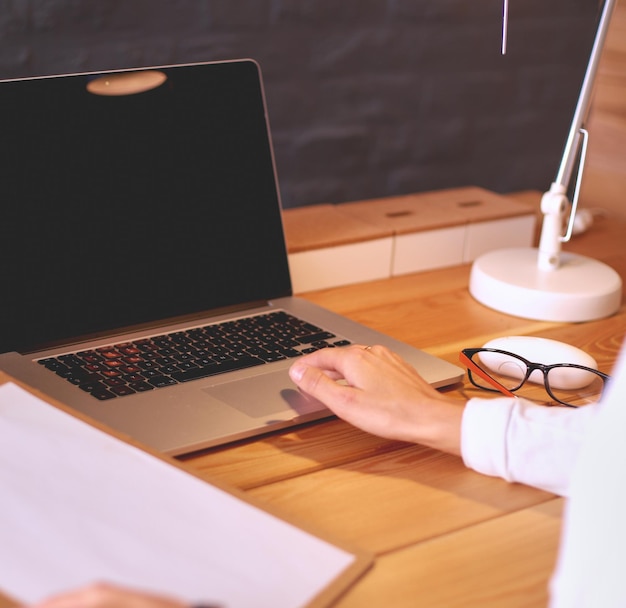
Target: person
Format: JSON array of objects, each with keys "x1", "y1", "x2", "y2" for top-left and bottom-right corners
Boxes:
[
  {"x1": 30, "y1": 341, "x2": 626, "y2": 608},
  {"x1": 28, "y1": 584, "x2": 187, "y2": 608},
  {"x1": 290, "y1": 342, "x2": 626, "y2": 607},
  {"x1": 289, "y1": 343, "x2": 601, "y2": 497}
]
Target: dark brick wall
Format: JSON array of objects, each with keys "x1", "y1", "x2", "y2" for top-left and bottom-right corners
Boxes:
[{"x1": 0, "y1": 0, "x2": 600, "y2": 208}]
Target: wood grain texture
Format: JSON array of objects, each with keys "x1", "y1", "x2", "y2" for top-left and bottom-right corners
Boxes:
[
  {"x1": 4, "y1": 189, "x2": 625, "y2": 607},
  {"x1": 247, "y1": 444, "x2": 552, "y2": 555},
  {"x1": 336, "y1": 499, "x2": 564, "y2": 608}
]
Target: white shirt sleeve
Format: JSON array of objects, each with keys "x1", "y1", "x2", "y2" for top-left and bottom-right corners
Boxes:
[
  {"x1": 461, "y1": 395, "x2": 598, "y2": 496},
  {"x1": 460, "y1": 340, "x2": 626, "y2": 605},
  {"x1": 548, "y1": 344, "x2": 626, "y2": 607}
]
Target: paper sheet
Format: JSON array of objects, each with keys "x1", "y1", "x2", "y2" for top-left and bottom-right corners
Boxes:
[{"x1": 0, "y1": 383, "x2": 362, "y2": 607}]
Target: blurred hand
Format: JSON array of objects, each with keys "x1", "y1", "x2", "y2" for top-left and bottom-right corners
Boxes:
[
  {"x1": 28, "y1": 583, "x2": 190, "y2": 608},
  {"x1": 289, "y1": 344, "x2": 463, "y2": 455}
]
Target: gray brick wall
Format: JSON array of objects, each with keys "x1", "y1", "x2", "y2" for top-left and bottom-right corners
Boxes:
[{"x1": 0, "y1": 0, "x2": 599, "y2": 208}]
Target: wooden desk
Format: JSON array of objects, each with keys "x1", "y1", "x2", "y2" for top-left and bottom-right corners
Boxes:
[
  {"x1": 3, "y1": 191, "x2": 625, "y2": 607},
  {"x1": 182, "y1": 191, "x2": 626, "y2": 607}
]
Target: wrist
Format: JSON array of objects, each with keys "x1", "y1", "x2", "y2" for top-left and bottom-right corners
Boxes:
[{"x1": 414, "y1": 395, "x2": 465, "y2": 456}]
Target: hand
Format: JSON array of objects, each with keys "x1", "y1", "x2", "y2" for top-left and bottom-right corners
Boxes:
[
  {"x1": 28, "y1": 583, "x2": 190, "y2": 608},
  {"x1": 289, "y1": 344, "x2": 464, "y2": 455}
]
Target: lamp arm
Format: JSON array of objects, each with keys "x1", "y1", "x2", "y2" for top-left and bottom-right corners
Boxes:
[{"x1": 537, "y1": 0, "x2": 616, "y2": 271}]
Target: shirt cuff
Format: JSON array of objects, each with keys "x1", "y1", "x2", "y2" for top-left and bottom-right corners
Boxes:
[
  {"x1": 461, "y1": 396, "x2": 517, "y2": 483},
  {"x1": 461, "y1": 396, "x2": 595, "y2": 496}
]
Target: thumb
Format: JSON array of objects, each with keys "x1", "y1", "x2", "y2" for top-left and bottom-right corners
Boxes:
[{"x1": 289, "y1": 360, "x2": 353, "y2": 409}]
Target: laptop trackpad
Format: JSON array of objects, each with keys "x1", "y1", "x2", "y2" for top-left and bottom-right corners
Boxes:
[{"x1": 202, "y1": 371, "x2": 326, "y2": 418}]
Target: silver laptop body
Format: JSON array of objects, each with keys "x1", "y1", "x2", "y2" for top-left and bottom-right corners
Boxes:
[{"x1": 0, "y1": 59, "x2": 463, "y2": 455}]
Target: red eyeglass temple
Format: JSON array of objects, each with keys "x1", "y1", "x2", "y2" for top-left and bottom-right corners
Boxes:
[{"x1": 458, "y1": 351, "x2": 516, "y2": 397}]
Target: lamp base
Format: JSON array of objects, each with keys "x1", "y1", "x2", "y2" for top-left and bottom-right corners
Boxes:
[{"x1": 469, "y1": 248, "x2": 622, "y2": 322}]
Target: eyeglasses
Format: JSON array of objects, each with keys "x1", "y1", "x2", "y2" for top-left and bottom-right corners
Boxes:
[{"x1": 459, "y1": 347, "x2": 610, "y2": 407}]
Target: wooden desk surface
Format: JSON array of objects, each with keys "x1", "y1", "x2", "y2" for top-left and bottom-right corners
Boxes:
[
  {"x1": 4, "y1": 191, "x2": 625, "y2": 607},
  {"x1": 183, "y1": 191, "x2": 626, "y2": 607}
]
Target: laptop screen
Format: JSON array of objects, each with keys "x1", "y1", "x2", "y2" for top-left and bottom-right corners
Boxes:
[{"x1": 0, "y1": 60, "x2": 292, "y2": 353}]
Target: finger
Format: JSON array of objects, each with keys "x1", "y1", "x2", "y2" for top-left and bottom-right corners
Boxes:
[
  {"x1": 31, "y1": 583, "x2": 121, "y2": 608},
  {"x1": 296, "y1": 344, "x2": 366, "y2": 368},
  {"x1": 31, "y1": 588, "x2": 93, "y2": 608},
  {"x1": 290, "y1": 345, "x2": 376, "y2": 386},
  {"x1": 289, "y1": 357, "x2": 360, "y2": 412},
  {"x1": 289, "y1": 346, "x2": 351, "y2": 379},
  {"x1": 366, "y1": 344, "x2": 434, "y2": 385},
  {"x1": 290, "y1": 343, "x2": 418, "y2": 392}
]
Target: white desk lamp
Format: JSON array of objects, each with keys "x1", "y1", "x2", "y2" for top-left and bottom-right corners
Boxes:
[{"x1": 470, "y1": 0, "x2": 622, "y2": 322}]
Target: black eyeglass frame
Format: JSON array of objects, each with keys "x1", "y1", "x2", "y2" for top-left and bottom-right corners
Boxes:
[{"x1": 459, "y1": 347, "x2": 611, "y2": 407}]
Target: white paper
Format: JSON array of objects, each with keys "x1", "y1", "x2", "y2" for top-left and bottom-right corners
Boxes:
[{"x1": 0, "y1": 383, "x2": 357, "y2": 607}]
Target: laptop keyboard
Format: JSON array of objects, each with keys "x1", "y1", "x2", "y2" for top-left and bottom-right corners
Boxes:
[{"x1": 37, "y1": 311, "x2": 351, "y2": 401}]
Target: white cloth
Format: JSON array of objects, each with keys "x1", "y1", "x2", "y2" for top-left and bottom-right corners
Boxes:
[
  {"x1": 549, "y1": 345, "x2": 626, "y2": 607},
  {"x1": 461, "y1": 395, "x2": 595, "y2": 496},
  {"x1": 460, "y1": 342, "x2": 626, "y2": 606}
]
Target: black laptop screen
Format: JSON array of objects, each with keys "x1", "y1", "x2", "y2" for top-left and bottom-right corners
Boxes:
[{"x1": 0, "y1": 60, "x2": 292, "y2": 353}]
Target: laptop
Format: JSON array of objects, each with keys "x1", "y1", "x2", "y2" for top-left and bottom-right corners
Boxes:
[{"x1": 0, "y1": 59, "x2": 463, "y2": 456}]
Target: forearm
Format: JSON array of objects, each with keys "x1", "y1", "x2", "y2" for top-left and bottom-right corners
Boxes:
[
  {"x1": 410, "y1": 394, "x2": 465, "y2": 456},
  {"x1": 461, "y1": 397, "x2": 597, "y2": 496}
]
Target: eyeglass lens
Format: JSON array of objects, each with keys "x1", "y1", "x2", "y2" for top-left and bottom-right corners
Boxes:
[{"x1": 472, "y1": 351, "x2": 604, "y2": 406}]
